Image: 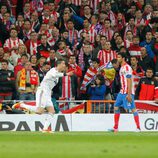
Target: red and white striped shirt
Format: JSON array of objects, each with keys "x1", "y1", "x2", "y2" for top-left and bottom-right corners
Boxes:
[
  {"x1": 4, "y1": 38, "x2": 24, "y2": 54},
  {"x1": 62, "y1": 76, "x2": 72, "y2": 99},
  {"x1": 120, "y1": 63, "x2": 135, "y2": 94},
  {"x1": 79, "y1": 26, "x2": 97, "y2": 43},
  {"x1": 97, "y1": 49, "x2": 117, "y2": 65},
  {"x1": 50, "y1": 11, "x2": 59, "y2": 22},
  {"x1": 68, "y1": 29, "x2": 78, "y2": 46},
  {"x1": 99, "y1": 28, "x2": 114, "y2": 41},
  {"x1": 71, "y1": 0, "x2": 82, "y2": 6},
  {"x1": 90, "y1": 0, "x2": 101, "y2": 13}
]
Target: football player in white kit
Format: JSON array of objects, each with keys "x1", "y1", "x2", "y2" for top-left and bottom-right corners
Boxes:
[{"x1": 36, "y1": 59, "x2": 72, "y2": 133}]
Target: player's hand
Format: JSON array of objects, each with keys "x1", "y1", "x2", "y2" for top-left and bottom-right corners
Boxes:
[{"x1": 126, "y1": 94, "x2": 132, "y2": 103}]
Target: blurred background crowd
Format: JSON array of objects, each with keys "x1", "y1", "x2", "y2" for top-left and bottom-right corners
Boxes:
[{"x1": 0, "y1": 0, "x2": 158, "y2": 104}]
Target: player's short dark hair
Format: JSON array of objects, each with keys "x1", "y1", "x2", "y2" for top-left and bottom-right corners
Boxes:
[{"x1": 56, "y1": 59, "x2": 68, "y2": 66}]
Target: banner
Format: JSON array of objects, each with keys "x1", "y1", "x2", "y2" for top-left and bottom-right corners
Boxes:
[{"x1": 0, "y1": 114, "x2": 158, "y2": 132}]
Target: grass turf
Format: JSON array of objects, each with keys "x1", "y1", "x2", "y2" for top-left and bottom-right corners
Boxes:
[{"x1": 0, "y1": 132, "x2": 158, "y2": 158}]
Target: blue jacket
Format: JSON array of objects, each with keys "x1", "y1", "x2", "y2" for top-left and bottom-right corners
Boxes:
[
  {"x1": 87, "y1": 85, "x2": 106, "y2": 100},
  {"x1": 140, "y1": 40, "x2": 155, "y2": 58}
]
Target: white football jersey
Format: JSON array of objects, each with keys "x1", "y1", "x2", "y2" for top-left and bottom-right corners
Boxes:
[{"x1": 40, "y1": 67, "x2": 64, "y2": 91}]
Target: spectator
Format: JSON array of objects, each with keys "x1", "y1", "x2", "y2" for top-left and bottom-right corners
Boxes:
[
  {"x1": 140, "y1": 31, "x2": 155, "y2": 59},
  {"x1": 124, "y1": 30, "x2": 133, "y2": 49},
  {"x1": 37, "y1": 34, "x2": 51, "y2": 59},
  {"x1": 2, "y1": 52, "x2": 14, "y2": 71},
  {"x1": 138, "y1": 47, "x2": 154, "y2": 72},
  {"x1": 18, "y1": 20, "x2": 33, "y2": 42},
  {"x1": 97, "y1": 41, "x2": 117, "y2": 65},
  {"x1": 99, "y1": 19, "x2": 114, "y2": 41},
  {"x1": 30, "y1": 11, "x2": 41, "y2": 33},
  {"x1": 35, "y1": 56, "x2": 46, "y2": 72},
  {"x1": 79, "y1": 18, "x2": 97, "y2": 44},
  {"x1": 58, "y1": 65, "x2": 78, "y2": 100},
  {"x1": 0, "y1": 60, "x2": 15, "y2": 100},
  {"x1": 16, "y1": 61, "x2": 39, "y2": 100},
  {"x1": 14, "y1": 54, "x2": 29, "y2": 77},
  {"x1": 30, "y1": 55, "x2": 37, "y2": 70},
  {"x1": 3, "y1": 28, "x2": 24, "y2": 54},
  {"x1": 47, "y1": 50, "x2": 57, "y2": 68},
  {"x1": 130, "y1": 56, "x2": 144, "y2": 92},
  {"x1": 128, "y1": 36, "x2": 142, "y2": 58},
  {"x1": 25, "y1": 31, "x2": 38, "y2": 56},
  {"x1": 135, "y1": 68, "x2": 158, "y2": 101},
  {"x1": 11, "y1": 44, "x2": 28, "y2": 66},
  {"x1": 87, "y1": 74, "x2": 106, "y2": 113},
  {"x1": 37, "y1": 62, "x2": 50, "y2": 83}
]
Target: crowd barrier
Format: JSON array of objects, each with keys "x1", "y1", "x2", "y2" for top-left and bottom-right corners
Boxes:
[{"x1": 1, "y1": 100, "x2": 158, "y2": 114}]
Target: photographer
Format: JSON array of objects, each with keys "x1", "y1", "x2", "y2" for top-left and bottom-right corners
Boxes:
[{"x1": 87, "y1": 74, "x2": 106, "y2": 113}]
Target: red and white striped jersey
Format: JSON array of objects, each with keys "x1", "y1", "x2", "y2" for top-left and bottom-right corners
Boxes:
[
  {"x1": 71, "y1": 0, "x2": 82, "y2": 6},
  {"x1": 50, "y1": 11, "x2": 59, "y2": 22},
  {"x1": 108, "y1": 11, "x2": 116, "y2": 26},
  {"x1": 30, "y1": 41, "x2": 38, "y2": 55},
  {"x1": 78, "y1": 26, "x2": 97, "y2": 43},
  {"x1": 30, "y1": 0, "x2": 43, "y2": 13},
  {"x1": 90, "y1": 0, "x2": 101, "y2": 13},
  {"x1": 62, "y1": 76, "x2": 72, "y2": 99},
  {"x1": 99, "y1": 28, "x2": 114, "y2": 41},
  {"x1": 68, "y1": 29, "x2": 78, "y2": 46},
  {"x1": 4, "y1": 38, "x2": 24, "y2": 54},
  {"x1": 97, "y1": 49, "x2": 117, "y2": 65},
  {"x1": 120, "y1": 63, "x2": 135, "y2": 95},
  {"x1": 124, "y1": 40, "x2": 133, "y2": 49},
  {"x1": 135, "y1": 18, "x2": 145, "y2": 27},
  {"x1": 124, "y1": 25, "x2": 137, "y2": 40}
]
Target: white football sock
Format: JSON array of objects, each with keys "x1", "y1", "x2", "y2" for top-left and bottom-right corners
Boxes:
[{"x1": 43, "y1": 113, "x2": 54, "y2": 130}]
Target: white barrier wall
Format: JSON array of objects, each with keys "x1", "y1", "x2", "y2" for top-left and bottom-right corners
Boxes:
[{"x1": 0, "y1": 114, "x2": 158, "y2": 132}]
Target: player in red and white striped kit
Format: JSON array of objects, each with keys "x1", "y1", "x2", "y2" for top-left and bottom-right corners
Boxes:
[{"x1": 109, "y1": 53, "x2": 141, "y2": 132}]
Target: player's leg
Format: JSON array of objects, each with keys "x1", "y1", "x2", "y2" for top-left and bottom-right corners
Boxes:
[
  {"x1": 109, "y1": 93, "x2": 122, "y2": 132},
  {"x1": 35, "y1": 87, "x2": 45, "y2": 114},
  {"x1": 123, "y1": 94, "x2": 141, "y2": 131},
  {"x1": 42, "y1": 99, "x2": 55, "y2": 133},
  {"x1": 113, "y1": 106, "x2": 120, "y2": 131},
  {"x1": 131, "y1": 108, "x2": 141, "y2": 131}
]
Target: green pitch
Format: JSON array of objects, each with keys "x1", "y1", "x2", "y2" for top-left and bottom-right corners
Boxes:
[{"x1": 0, "y1": 132, "x2": 158, "y2": 158}]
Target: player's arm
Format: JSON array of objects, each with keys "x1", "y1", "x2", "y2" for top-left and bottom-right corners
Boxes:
[{"x1": 126, "y1": 75, "x2": 132, "y2": 102}]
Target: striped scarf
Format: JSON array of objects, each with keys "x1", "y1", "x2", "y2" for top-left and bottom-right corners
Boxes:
[
  {"x1": 30, "y1": 41, "x2": 37, "y2": 55},
  {"x1": 62, "y1": 76, "x2": 72, "y2": 99},
  {"x1": 19, "y1": 68, "x2": 38, "y2": 90}
]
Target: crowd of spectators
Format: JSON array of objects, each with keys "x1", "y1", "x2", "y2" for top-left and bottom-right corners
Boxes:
[{"x1": 0, "y1": 0, "x2": 158, "y2": 103}]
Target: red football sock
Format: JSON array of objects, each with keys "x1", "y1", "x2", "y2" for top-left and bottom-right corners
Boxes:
[
  {"x1": 114, "y1": 113, "x2": 120, "y2": 129},
  {"x1": 134, "y1": 115, "x2": 140, "y2": 129}
]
